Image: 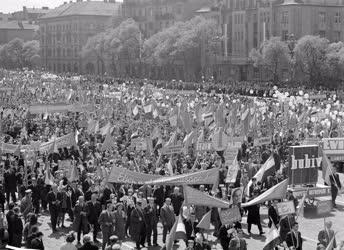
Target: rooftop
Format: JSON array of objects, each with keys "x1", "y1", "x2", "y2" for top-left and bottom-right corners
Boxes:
[
  {"x1": 40, "y1": 1, "x2": 121, "y2": 19},
  {"x1": 0, "y1": 21, "x2": 38, "y2": 30}
]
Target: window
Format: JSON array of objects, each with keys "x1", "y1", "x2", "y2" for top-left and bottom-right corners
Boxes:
[
  {"x1": 334, "y1": 31, "x2": 341, "y2": 41},
  {"x1": 319, "y1": 30, "x2": 325, "y2": 37},
  {"x1": 319, "y1": 12, "x2": 326, "y2": 24},
  {"x1": 335, "y1": 12, "x2": 341, "y2": 24},
  {"x1": 282, "y1": 30, "x2": 288, "y2": 41},
  {"x1": 281, "y1": 11, "x2": 288, "y2": 25}
]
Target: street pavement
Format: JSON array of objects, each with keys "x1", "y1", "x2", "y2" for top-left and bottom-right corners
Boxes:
[{"x1": 34, "y1": 171, "x2": 344, "y2": 250}]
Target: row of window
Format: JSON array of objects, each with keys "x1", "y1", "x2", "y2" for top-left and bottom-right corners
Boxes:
[
  {"x1": 281, "y1": 30, "x2": 341, "y2": 41},
  {"x1": 127, "y1": 4, "x2": 182, "y2": 18},
  {"x1": 47, "y1": 62, "x2": 79, "y2": 73},
  {"x1": 42, "y1": 23, "x2": 105, "y2": 33},
  {"x1": 42, "y1": 47, "x2": 81, "y2": 58},
  {"x1": 233, "y1": 13, "x2": 244, "y2": 25},
  {"x1": 281, "y1": 11, "x2": 342, "y2": 25}
]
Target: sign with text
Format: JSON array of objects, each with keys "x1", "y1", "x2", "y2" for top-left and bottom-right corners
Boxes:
[
  {"x1": 196, "y1": 142, "x2": 213, "y2": 152},
  {"x1": 309, "y1": 94, "x2": 327, "y2": 100},
  {"x1": 276, "y1": 201, "x2": 296, "y2": 216},
  {"x1": 228, "y1": 137, "x2": 243, "y2": 148},
  {"x1": 220, "y1": 207, "x2": 242, "y2": 225},
  {"x1": 288, "y1": 145, "x2": 321, "y2": 185},
  {"x1": 302, "y1": 138, "x2": 319, "y2": 146},
  {"x1": 253, "y1": 136, "x2": 271, "y2": 147},
  {"x1": 292, "y1": 186, "x2": 331, "y2": 199},
  {"x1": 317, "y1": 199, "x2": 332, "y2": 215},
  {"x1": 322, "y1": 138, "x2": 344, "y2": 156},
  {"x1": 162, "y1": 144, "x2": 183, "y2": 155}
]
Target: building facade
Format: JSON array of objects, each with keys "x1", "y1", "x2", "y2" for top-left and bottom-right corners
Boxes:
[
  {"x1": 122, "y1": 0, "x2": 212, "y2": 38},
  {"x1": 0, "y1": 21, "x2": 38, "y2": 44},
  {"x1": 12, "y1": 6, "x2": 50, "y2": 23},
  {"x1": 39, "y1": 0, "x2": 121, "y2": 74},
  {"x1": 217, "y1": 0, "x2": 344, "y2": 81}
]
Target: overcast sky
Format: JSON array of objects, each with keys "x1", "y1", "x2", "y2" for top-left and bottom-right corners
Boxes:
[{"x1": 0, "y1": 0, "x2": 121, "y2": 14}]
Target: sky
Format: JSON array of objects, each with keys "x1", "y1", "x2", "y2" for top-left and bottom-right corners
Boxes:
[{"x1": 0, "y1": 0, "x2": 121, "y2": 14}]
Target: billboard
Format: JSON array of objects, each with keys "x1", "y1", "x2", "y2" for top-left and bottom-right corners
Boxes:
[{"x1": 288, "y1": 145, "x2": 321, "y2": 185}]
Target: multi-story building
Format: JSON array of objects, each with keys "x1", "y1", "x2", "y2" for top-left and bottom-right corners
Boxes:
[
  {"x1": 217, "y1": 0, "x2": 344, "y2": 81},
  {"x1": 39, "y1": 0, "x2": 121, "y2": 74},
  {"x1": 122, "y1": 0, "x2": 212, "y2": 38},
  {"x1": 0, "y1": 21, "x2": 38, "y2": 44}
]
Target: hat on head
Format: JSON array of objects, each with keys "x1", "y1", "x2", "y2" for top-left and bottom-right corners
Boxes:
[
  {"x1": 25, "y1": 189, "x2": 32, "y2": 194},
  {"x1": 147, "y1": 197, "x2": 155, "y2": 201}
]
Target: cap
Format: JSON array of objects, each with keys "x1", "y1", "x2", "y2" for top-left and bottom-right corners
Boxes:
[
  {"x1": 147, "y1": 197, "x2": 155, "y2": 201},
  {"x1": 25, "y1": 189, "x2": 32, "y2": 194}
]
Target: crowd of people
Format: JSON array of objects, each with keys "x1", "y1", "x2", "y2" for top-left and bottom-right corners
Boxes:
[{"x1": 0, "y1": 69, "x2": 344, "y2": 250}]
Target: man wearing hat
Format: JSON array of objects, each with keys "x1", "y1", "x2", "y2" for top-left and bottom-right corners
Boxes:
[
  {"x1": 20, "y1": 189, "x2": 33, "y2": 221},
  {"x1": 130, "y1": 199, "x2": 147, "y2": 249},
  {"x1": 144, "y1": 197, "x2": 159, "y2": 246}
]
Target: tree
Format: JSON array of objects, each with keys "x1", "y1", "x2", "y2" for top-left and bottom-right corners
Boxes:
[
  {"x1": 294, "y1": 35, "x2": 329, "y2": 84},
  {"x1": 7, "y1": 38, "x2": 24, "y2": 68},
  {"x1": 249, "y1": 37, "x2": 290, "y2": 82},
  {"x1": 22, "y1": 40, "x2": 40, "y2": 67},
  {"x1": 324, "y1": 41, "x2": 344, "y2": 82}
]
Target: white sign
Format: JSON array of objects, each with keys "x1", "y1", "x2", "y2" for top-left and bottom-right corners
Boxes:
[
  {"x1": 322, "y1": 138, "x2": 344, "y2": 155},
  {"x1": 253, "y1": 136, "x2": 271, "y2": 147},
  {"x1": 276, "y1": 201, "x2": 295, "y2": 216}
]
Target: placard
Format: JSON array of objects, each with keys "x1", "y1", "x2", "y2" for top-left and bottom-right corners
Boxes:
[
  {"x1": 288, "y1": 145, "x2": 321, "y2": 185},
  {"x1": 302, "y1": 138, "x2": 319, "y2": 146},
  {"x1": 253, "y1": 136, "x2": 271, "y2": 147},
  {"x1": 162, "y1": 144, "x2": 183, "y2": 155},
  {"x1": 228, "y1": 136, "x2": 243, "y2": 148},
  {"x1": 309, "y1": 94, "x2": 327, "y2": 100},
  {"x1": 58, "y1": 160, "x2": 72, "y2": 172},
  {"x1": 322, "y1": 138, "x2": 344, "y2": 156},
  {"x1": 196, "y1": 142, "x2": 213, "y2": 152},
  {"x1": 292, "y1": 186, "x2": 331, "y2": 199},
  {"x1": 317, "y1": 199, "x2": 332, "y2": 215},
  {"x1": 276, "y1": 201, "x2": 296, "y2": 216},
  {"x1": 219, "y1": 207, "x2": 242, "y2": 225}
]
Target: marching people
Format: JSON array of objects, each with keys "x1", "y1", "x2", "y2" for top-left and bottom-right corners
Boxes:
[
  {"x1": 20, "y1": 189, "x2": 33, "y2": 221},
  {"x1": 160, "y1": 197, "x2": 176, "y2": 244},
  {"x1": 144, "y1": 197, "x2": 159, "y2": 246},
  {"x1": 11, "y1": 206, "x2": 23, "y2": 247},
  {"x1": 47, "y1": 184, "x2": 60, "y2": 233},
  {"x1": 113, "y1": 203, "x2": 126, "y2": 242},
  {"x1": 130, "y1": 199, "x2": 147, "y2": 249},
  {"x1": 98, "y1": 201, "x2": 114, "y2": 250},
  {"x1": 86, "y1": 193, "x2": 102, "y2": 243},
  {"x1": 285, "y1": 222, "x2": 303, "y2": 250},
  {"x1": 73, "y1": 196, "x2": 89, "y2": 245},
  {"x1": 329, "y1": 167, "x2": 342, "y2": 208},
  {"x1": 318, "y1": 221, "x2": 336, "y2": 249}
]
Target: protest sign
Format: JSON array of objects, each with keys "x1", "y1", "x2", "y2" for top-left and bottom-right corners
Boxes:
[
  {"x1": 253, "y1": 136, "x2": 271, "y2": 147},
  {"x1": 228, "y1": 136, "x2": 243, "y2": 148},
  {"x1": 288, "y1": 145, "x2": 321, "y2": 185},
  {"x1": 220, "y1": 207, "x2": 242, "y2": 225},
  {"x1": 58, "y1": 160, "x2": 72, "y2": 172},
  {"x1": 309, "y1": 94, "x2": 327, "y2": 100},
  {"x1": 196, "y1": 142, "x2": 213, "y2": 152},
  {"x1": 162, "y1": 144, "x2": 183, "y2": 155},
  {"x1": 276, "y1": 201, "x2": 296, "y2": 216},
  {"x1": 317, "y1": 199, "x2": 332, "y2": 215},
  {"x1": 322, "y1": 138, "x2": 344, "y2": 156}
]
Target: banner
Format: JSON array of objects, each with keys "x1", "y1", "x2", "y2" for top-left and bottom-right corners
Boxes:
[
  {"x1": 29, "y1": 104, "x2": 91, "y2": 114},
  {"x1": 317, "y1": 200, "x2": 332, "y2": 215},
  {"x1": 288, "y1": 145, "x2": 321, "y2": 185},
  {"x1": 39, "y1": 133, "x2": 77, "y2": 153},
  {"x1": 219, "y1": 207, "x2": 242, "y2": 225},
  {"x1": 145, "y1": 168, "x2": 219, "y2": 185},
  {"x1": 162, "y1": 144, "x2": 183, "y2": 155},
  {"x1": 183, "y1": 185, "x2": 230, "y2": 208},
  {"x1": 276, "y1": 201, "x2": 295, "y2": 216},
  {"x1": 309, "y1": 94, "x2": 327, "y2": 100},
  {"x1": 107, "y1": 166, "x2": 161, "y2": 184},
  {"x1": 322, "y1": 138, "x2": 344, "y2": 156}
]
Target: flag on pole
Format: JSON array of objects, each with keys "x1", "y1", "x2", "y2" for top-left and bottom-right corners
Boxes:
[
  {"x1": 263, "y1": 222, "x2": 280, "y2": 250},
  {"x1": 246, "y1": 155, "x2": 275, "y2": 196},
  {"x1": 44, "y1": 164, "x2": 54, "y2": 186},
  {"x1": 68, "y1": 163, "x2": 79, "y2": 182},
  {"x1": 225, "y1": 155, "x2": 239, "y2": 183},
  {"x1": 296, "y1": 192, "x2": 307, "y2": 218},
  {"x1": 196, "y1": 210, "x2": 211, "y2": 230},
  {"x1": 325, "y1": 233, "x2": 337, "y2": 250},
  {"x1": 166, "y1": 215, "x2": 186, "y2": 250},
  {"x1": 99, "y1": 122, "x2": 112, "y2": 136},
  {"x1": 242, "y1": 179, "x2": 288, "y2": 208},
  {"x1": 167, "y1": 159, "x2": 174, "y2": 176},
  {"x1": 101, "y1": 131, "x2": 115, "y2": 151}
]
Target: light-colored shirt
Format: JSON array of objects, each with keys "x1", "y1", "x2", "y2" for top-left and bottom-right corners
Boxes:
[{"x1": 60, "y1": 242, "x2": 77, "y2": 250}]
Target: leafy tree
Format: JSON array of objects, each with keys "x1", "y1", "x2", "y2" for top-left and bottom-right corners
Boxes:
[
  {"x1": 294, "y1": 35, "x2": 329, "y2": 84},
  {"x1": 249, "y1": 37, "x2": 290, "y2": 82},
  {"x1": 7, "y1": 38, "x2": 24, "y2": 68},
  {"x1": 324, "y1": 41, "x2": 344, "y2": 82},
  {"x1": 22, "y1": 40, "x2": 40, "y2": 67}
]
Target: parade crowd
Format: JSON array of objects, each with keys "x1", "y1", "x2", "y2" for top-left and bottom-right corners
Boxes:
[{"x1": 0, "y1": 69, "x2": 344, "y2": 250}]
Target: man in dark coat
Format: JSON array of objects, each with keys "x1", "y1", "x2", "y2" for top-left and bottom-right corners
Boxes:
[
  {"x1": 286, "y1": 222, "x2": 302, "y2": 250},
  {"x1": 86, "y1": 193, "x2": 102, "y2": 243},
  {"x1": 98, "y1": 201, "x2": 114, "y2": 250},
  {"x1": 160, "y1": 198, "x2": 175, "y2": 244},
  {"x1": 73, "y1": 196, "x2": 89, "y2": 244},
  {"x1": 11, "y1": 207, "x2": 23, "y2": 247},
  {"x1": 280, "y1": 214, "x2": 296, "y2": 244},
  {"x1": 329, "y1": 168, "x2": 342, "y2": 208},
  {"x1": 47, "y1": 185, "x2": 60, "y2": 233},
  {"x1": 130, "y1": 199, "x2": 146, "y2": 249},
  {"x1": 170, "y1": 187, "x2": 184, "y2": 216},
  {"x1": 247, "y1": 203, "x2": 264, "y2": 235},
  {"x1": 4, "y1": 167, "x2": 17, "y2": 204},
  {"x1": 144, "y1": 197, "x2": 159, "y2": 246},
  {"x1": 218, "y1": 224, "x2": 234, "y2": 250},
  {"x1": 6, "y1": 202, "x2": 15, "y2": 245}
]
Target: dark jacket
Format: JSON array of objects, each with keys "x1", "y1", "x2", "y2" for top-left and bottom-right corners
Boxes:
[
  {"x1": 286, "y1": 231, "x2": 302, "y2": 250},
  {"x1": 86, "y1": 200, "x2": 102, "y2": 225},
  {"x1": 72, "y1": 202, "x2": 89, "y2": 234},
  {"x1": 78, "y1": 242, "x2": 99, "y2": 250},
  {"x1": 130, "y1": 208, "x2": 146, "y2": 242}
]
